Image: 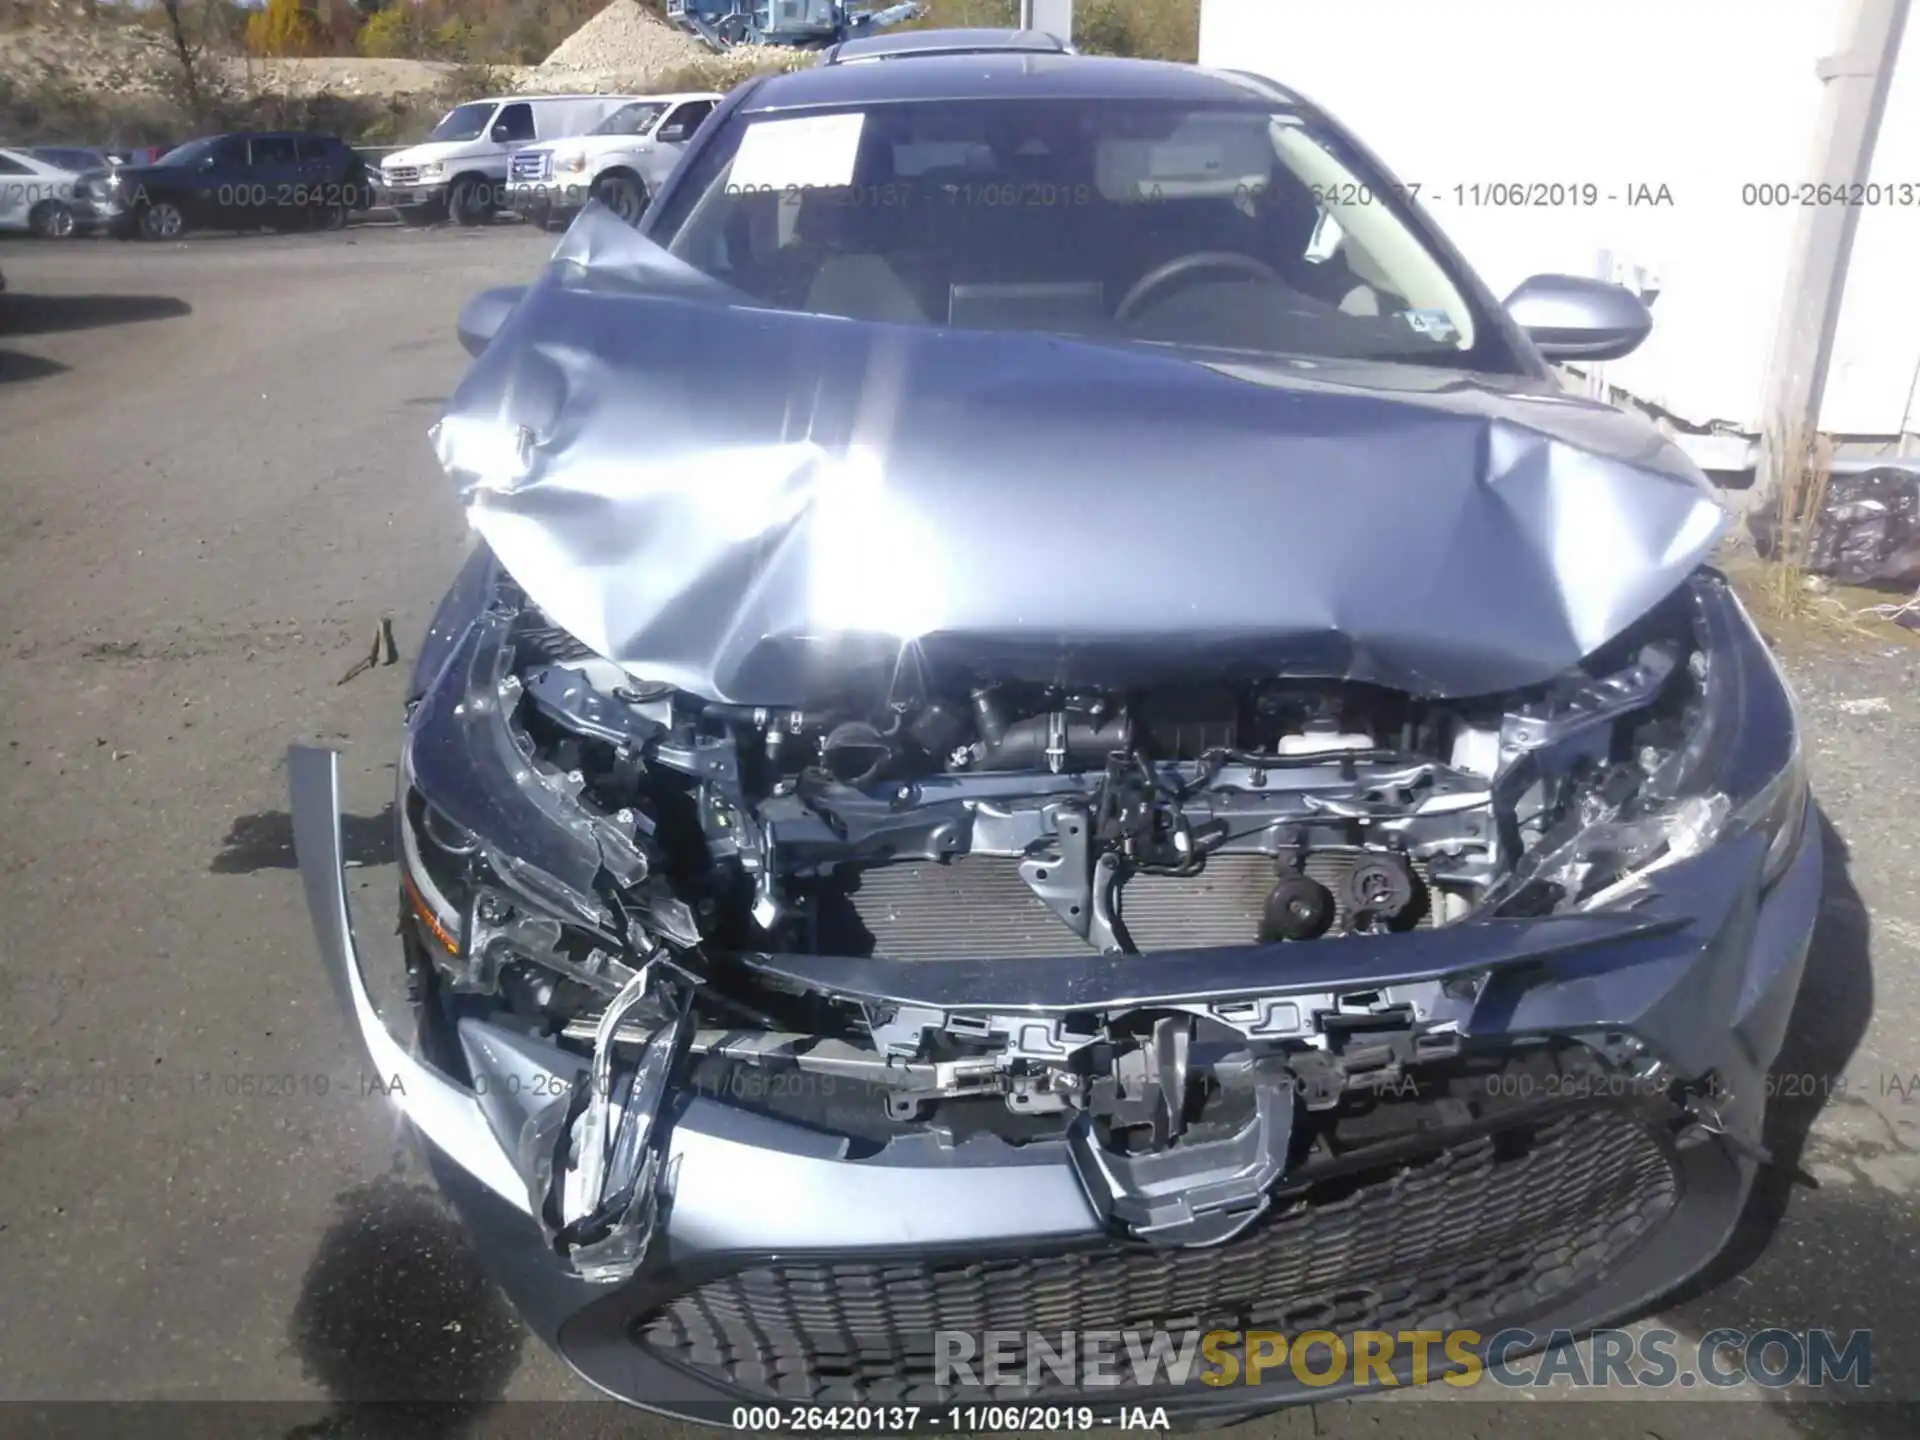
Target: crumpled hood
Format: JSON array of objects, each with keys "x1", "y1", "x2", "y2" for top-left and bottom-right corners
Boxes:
[{"x1": 433, "y1": 208, "x2": 1727, "y2": 705}]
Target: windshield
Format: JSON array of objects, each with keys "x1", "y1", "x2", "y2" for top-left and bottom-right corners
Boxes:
[
  {"x1": 156, "y1": 137, "x2": 222, "y2": 168},
  {"x1": 591, "y1": 102, "x2": 668, "y2": 137},
  {"x1": 654, "y1": 98, "x2": 1496, "y2": 368},
  {"x1": 429, "y1": 102, "x2": 497, "y2": 143}
]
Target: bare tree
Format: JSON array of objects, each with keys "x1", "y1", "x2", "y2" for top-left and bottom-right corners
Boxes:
[{"x1": 156, "y1": 0, "x2": 207, "y2": 121}]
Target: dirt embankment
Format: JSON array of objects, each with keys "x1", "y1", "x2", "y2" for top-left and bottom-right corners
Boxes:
[
  {"x1": 0, "y1": 23, "x2": 459, "y2": 99},
  {"x1": 0, "y1": 9, "x2": 810, "y2": 146},
  {"x1": 220, "y1": 55, "x2": 461, "y2": 99}
]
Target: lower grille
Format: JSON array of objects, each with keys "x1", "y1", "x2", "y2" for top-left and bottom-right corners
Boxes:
[
  {"x1": 834, "y1": 852, "x2": 1433, "y2": 960},
  {"x1": 634, "y1": 1103, "x2": 1678, "y2": 1403}
]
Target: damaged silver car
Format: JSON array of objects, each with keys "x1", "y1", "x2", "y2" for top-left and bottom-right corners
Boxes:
[{"x1": 291, "y1": 29, "x2": 1820, "y2": 1418}]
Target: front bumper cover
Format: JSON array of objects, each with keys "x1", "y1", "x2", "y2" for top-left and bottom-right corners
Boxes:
[
  {"x1": 289, "y1": 745, "x2": 1821, "y2": 1418},
  {"x1": 374, "y1": 179, "x2": 450, "y2": 210},
  {"x1": 504, "y1": 180, "x2": 588, "y2": 221}
]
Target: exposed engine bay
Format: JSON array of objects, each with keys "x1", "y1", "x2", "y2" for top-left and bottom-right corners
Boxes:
[{"x1": 397, "y1": 560, "x2": 1748, "y2": 1267}]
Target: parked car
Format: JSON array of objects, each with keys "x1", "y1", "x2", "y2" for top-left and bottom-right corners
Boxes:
[
  {"x1": 375, "y1": 94, "x2": 643, "y2": 227},
  {"x1": 0, "y1": 146, "x2": 113, "y2": 237},
  {"x1": 503, "y1": 92, "x2": 723, "y2": 229},
  {"x1": 106, "y1": 132, "x2": 373, "y2": 240},
  {"x1": 291, "y1": 28, "x2": 1816, "y2": 1422},
  {"x1": 108, "y1": 144, "x2": 174, "y2": 168},
  {"x1": 26, "y1": 145, "x2": 113, "y2": 175}
]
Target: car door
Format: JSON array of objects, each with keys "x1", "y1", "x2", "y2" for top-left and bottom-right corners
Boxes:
[
  {"x1": 248, "y1": 134, "x2": 302, "y2": 224},
  {"x1": 490, "y1": 101, "x2": 537, "y2": 169},
  {"x1": 0, "y1": 152, "x2": 36, "y2": 231},
  {"x1": 643, "y1": 100, "x2": 716, "y2": 189},
  {"x1": 183, "y1": 136, "x2": 250, "y2": 226}
]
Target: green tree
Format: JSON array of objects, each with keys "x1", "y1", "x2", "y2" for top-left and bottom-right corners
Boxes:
[{"x1": 1075, "y1": 0, "x2": 1199, "y2": 62}]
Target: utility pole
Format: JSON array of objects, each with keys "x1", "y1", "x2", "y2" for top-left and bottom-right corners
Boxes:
[
  {"x1": 1023, "y1": 1, "x2": 1075, "y2": 41},
  {"x1": 1753, "y1": 0, "x2": 1910, "y2": 507}
]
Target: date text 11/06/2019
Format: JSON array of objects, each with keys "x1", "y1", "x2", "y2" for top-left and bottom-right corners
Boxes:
[
  {"x1": 730, "y1": 1405, "x2": 1166, "y2": 1433},
  {"x1": 719, "y1": 180, "x2": 1678, "y2": 209}
]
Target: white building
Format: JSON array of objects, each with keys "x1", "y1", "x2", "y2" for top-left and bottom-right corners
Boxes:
[{"x1": 1199, "y1": 0, "x2": 1920, "y2": 471}]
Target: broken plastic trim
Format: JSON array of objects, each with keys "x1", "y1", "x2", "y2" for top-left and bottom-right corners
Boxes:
[
  {"x1": 535, "y1": 962, "x2": 697, "y2": 1283},
  {"x1": 406, "y1": 594, "x2": 646, "y2": 925},
  {"x1": 286, "y1": 745, "x2": 533, "y2": 1214},
  {"x1": 1068, "y1": 1057, "x2": 1297, "y2": 1247}
]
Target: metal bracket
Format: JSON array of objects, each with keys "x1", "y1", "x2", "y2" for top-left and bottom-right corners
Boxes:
[{"x1": 1020, "y1": 800, "x2": 1096, "y2": 940}]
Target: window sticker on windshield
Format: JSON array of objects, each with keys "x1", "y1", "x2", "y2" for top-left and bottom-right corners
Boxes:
[
  {"x1": 729, "y1": 112, "x2": 867, "y2": 192},
  {"x1": 1405, "y1": 309, "x2": 1461, "y2": 344}
]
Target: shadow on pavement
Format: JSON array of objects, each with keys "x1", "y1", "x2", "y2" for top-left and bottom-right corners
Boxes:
[
  {"x1": 287, "y1": 1177, "x2": 526, "y2": 1439},
  {"x1": 0, "y1": 291, "x2": 190, "y2": 338},
  {"x1": 0, "y1": 349, "x2": 68, "y2": 383},
  {"x1": 1651, "y1": 805, "x2": 1920, "y2": 1421},
  {"x1": 212, "y1": 805, "x2": 394, "y2": 874}
]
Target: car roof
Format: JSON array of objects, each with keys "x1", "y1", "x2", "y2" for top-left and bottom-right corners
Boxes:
[
  {"x1": 486, "y1": 94, "x2": 646, "y2": 105},
  {"x1": 738, "y1": 49, "x2": 1303, "y2": 113},
  {"x1": 179, "y1": 131, "x2": 330, "y2": 142},
  {"x1": 823, "y1": 26, "x2": 1074, "y2": 63}
]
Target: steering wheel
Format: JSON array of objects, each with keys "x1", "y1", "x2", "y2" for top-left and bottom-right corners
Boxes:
[{"x1": 1115, "y1": 251, "x2": 1284, "y2": 322}]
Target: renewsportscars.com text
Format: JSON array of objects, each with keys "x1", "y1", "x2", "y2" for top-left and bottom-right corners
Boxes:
[{"x1": 935, "y1": 1326, "x2": 1872, "y2": 1391}]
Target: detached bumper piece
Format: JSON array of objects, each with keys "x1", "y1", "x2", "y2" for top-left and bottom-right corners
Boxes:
[{"x1": 628, "y1": 1100, "x2": 1678, "y2": 1405}]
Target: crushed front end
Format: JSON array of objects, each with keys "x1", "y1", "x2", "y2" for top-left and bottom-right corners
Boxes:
[{"x1": 290, "y1": 545, "x2": 1818, "y2": 1418}]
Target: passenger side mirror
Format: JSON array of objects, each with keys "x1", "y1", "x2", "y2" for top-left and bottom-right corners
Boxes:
[
  {"x1": 1503, "y1": 274, "x2": 1654, "y2": 363},
  {"x1": 491, "y1": 122, "x2": 514, "y2": 143},
  {"x1": 658, "y1": 124, "x2": 688, "y2": 142},
  {"x1": 456, "y1": 284, "x2": 528, "y2": 359}
]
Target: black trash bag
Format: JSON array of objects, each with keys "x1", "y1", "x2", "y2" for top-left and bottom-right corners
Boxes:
[{"x1": 1750, "y1": 465, "x2": 1920, "y2": 586}]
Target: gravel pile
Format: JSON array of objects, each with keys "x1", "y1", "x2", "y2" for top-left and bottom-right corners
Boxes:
[
  {"x1": 512, "y1": 46, "x2": 814, "y2": 96},
  {"x1": 540, "y1": 0, "x2": 709, "y2": 76}
]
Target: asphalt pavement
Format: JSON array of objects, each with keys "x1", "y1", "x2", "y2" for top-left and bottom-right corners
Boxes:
[{"x1": 0, "y1": 226, "x2": 1917, "y2": 1440}]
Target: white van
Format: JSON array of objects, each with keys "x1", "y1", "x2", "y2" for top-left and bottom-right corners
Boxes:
[{"x1": 376, "y1": 94, "x2": 644, "y2": 226}]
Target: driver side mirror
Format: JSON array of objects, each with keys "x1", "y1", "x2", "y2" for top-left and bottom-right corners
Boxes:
[
  {"x1": 1504, "y1": 274, "x2": 1653, "y2": 363},
  {"x1": 457, "y1": 284, "x2": 528, "y2": 359}
]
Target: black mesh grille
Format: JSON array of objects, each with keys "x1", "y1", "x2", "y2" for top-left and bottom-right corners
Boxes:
[{"x1": 634, "y1": 1103, "x2": 1679, "y2": 1402}]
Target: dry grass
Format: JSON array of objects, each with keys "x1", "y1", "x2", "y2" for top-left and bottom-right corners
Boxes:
[{"x1": 1744, "y1": 424, "x2": 1837, "y2": 626}]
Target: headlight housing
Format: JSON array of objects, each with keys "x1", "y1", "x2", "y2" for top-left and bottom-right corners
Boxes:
[
  {"x1": 417, "y1": 160, "x2": 446, "y2": 180},
  {"x1": 552, "y1": 151, "x2": 588, "y2": 175},
  {"x1": 1553, "y1": 576, "x2": 1808, "y2": 909}
]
